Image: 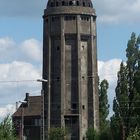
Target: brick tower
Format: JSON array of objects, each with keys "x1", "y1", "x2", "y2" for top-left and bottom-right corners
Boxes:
[{"x1": 42, "y1": 0, "x2": 99, "y2": 139}]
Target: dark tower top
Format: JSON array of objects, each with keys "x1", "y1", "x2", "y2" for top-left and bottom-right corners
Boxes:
[
  {"x1": 44, "y1": 0, "x2": 96, "y2": 16},
  {"x1": 47, "y1": 0, "x2": 93, "y2": 8}
]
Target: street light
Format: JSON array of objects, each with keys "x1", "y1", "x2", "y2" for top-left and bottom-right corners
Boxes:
[
  {"x1": 37, "y1": 79, "x2": 48, "y2": 83},
  {"x1": 16, "y1": 100, "x2": 27, "y2": 140},
  {"x1": 37, "y1": 79, "x2": 48, "y2": 140}
]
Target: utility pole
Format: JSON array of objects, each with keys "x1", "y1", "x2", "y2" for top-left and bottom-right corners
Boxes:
[
  {"x1": 37, "y1": 79, "x2": 48, "y2": 140},
  {"x1": 17, "y1": 101, "x2": 27, "y2": 140}
]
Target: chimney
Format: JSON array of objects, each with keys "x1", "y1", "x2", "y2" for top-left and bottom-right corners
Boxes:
[
  {"x1": 16, "y1": 102, "x2": 18, "y2": 110},
  {"x1": 25, "y1": 93, "x2": 29, "y2": 106}
]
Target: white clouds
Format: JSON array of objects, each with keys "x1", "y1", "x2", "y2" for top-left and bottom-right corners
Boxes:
[
  {"x1": 0, "y1": 37, "x2": 15, "y2": 50},
  {"x1": 0, "y1": 60, "x2": 42, "y2": 119},
  {"x1": 0, "y1": 37, "x2": 15, "y2": 58},
  {"x1": 98, "y1": 59, "x2": 122, "y2": 117},
  {"x1": 0, "y1": 61, "x2": 41, "y2": 88},
  {"x1": 98, "y1": 59, "x2": 122, "y2": 84},
  {"x1": 0, "y1": 38, "x2": 42, "y2": 114},
  {"x1": 94, "y1": 0, "x2": 140, "y2": 24},
  {"x1": 20, "y1": 39, "x2": 42, "y2": 62},
  {"x1": 0, "y1": 104, "x2": 15, "y2": 119},
  {"x1": 0, "y1": 37, "x2": 42, "y2": 63}
]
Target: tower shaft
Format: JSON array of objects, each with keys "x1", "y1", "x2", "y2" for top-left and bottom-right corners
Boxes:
[{"x1": 42, "y1": 2, "x2": 99, "y2": 140}]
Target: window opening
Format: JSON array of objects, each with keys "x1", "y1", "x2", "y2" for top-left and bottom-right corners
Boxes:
[
  {"x1": 82, "y1": 46, "x2": 84, "y2": 49},
  {"x1": 57, "y1": 77, "x2": 60, "y2": 81},
  {"x1": 83, "y1": 2, "x2": 85, "y2": 6},
  {"x1": 82, "y1": 105, "x2": 85, "y2": 110},
  {"x1": 45, "y1": 18, "x2": 48, "y2": 23},
  {"x1": 57, "y1": 46, "x2": 60, "y2": 51},
  {"x1": 50, "y1": 2, "x2": 54, "y2": 7},
  {"x1": 52, "y1": 17, "x2": 54, "y2": 22},
  {"x1": 82, "y1": 76, "x2": 85, "y2": 79},
  {"x1": 69, "y1": 1, "x2": 73, "y2": 5},
  {"x1": 72, "y1": 103, "x2": 77, "y2": 109},
  {"x1": 56, "y1": 1, "x2": 59, "y2": 6},
  {"x1": 76, "y1": 1, "x2": 79, "y2": 6},
  {"x1": 62, "y1": 1, "x2": 65, "y2": 6},
  {"x1": 73, "y1": 16, "x2": 76, "y2": 20},
  {"x1": 88, "y1": 3, "x2": 91, "y2": 7}
]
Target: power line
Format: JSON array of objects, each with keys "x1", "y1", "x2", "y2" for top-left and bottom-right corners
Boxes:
[
  {"x1": 0, "y1": 80, "x2": 38, "y2": 83},
  {"x1": 0, "y1": 73, "x2": 119, "y2": 83}
]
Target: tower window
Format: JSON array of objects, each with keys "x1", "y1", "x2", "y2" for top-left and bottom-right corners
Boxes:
[
  {"x1": 69, "y1": 1, "x2": 73, "y2": 6},
  {"x1": 72, "y1": 103, "x2": 77, "y2": 109},
  {"x1": 88, "y1": 3, "x2": 91, "y2": 7},
  {"x1": 62, "y1": 1, "x2": 65, "y2": 6},
  {"x1": 45, "y1": 18, "x2": 48, "y2": 23},
  {"x1": 57, "y1": 46, "x2": 60, "y2": 51},
  {"x1": 52, "y1": 17, "x2": 54, "y2": 22},
  {"x1": 76, "y1": 1, "x2": 79, "y2": 6},
  {"x1": 82, "y1": 105, "x2": 85, "y2": 110},
  {"x1": 73, "y1": 16, "x2": 76, "y2": 20},
  {"x1": 50, "y1": 2, "x2": 54, "y2": 7},
  {"x1": 57, "y1": 77, "x2": 60, "y2": 81},
  {"x1": 56, "y1": 1, "x2": 59, "y2": 6},
  {"x1": 83, "y1": 2, "x2": 85, "y2": 7}
]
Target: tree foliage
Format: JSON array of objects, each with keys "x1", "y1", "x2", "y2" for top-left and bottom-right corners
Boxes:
[
  {"x1": 49, "y1": 127, "x2": 67, "y2": 140},
  {"x1": 98, "y1": 79, "x2": 113, "y2": 140},
  {"x1": 127, "y1": 127, "x2": 140, "y2": 140},
  {"x1": 99, "y1": 79, "x2": 109, "y2": 130},
  {"x1": 111, "y1": 32, "x2": 140, "y2": 140},
  {"x1": 86, "y1": 128, "x2": 99, "y2": 140},
  {"x1": 0, "y1": 115, "x2": 17, "y2": 140}
]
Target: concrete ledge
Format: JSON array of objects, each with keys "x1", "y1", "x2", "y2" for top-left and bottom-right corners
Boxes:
[{"x1": 44, "y1": 6, "x2": 96, "y2": 16}]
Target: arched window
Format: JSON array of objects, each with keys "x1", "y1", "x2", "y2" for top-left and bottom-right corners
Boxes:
[
  {"x1": 62, "y1": 1, "x2": 65, "y2": 6},
  {"x1": 76, "y1": 1, "x2": 79, "y2": 6},
  {"x1": 50, "y1": 2, "x2": 54, "y2": 7},
  {"x1": 88, "y1": 3, "x2": 90, "y2": 7},
  {"x1": 83, "y1": 2, "x2": 85, "y2": 6},
  {"x1": 69, "y1": 1, "x2": 73, "y2": 6}
]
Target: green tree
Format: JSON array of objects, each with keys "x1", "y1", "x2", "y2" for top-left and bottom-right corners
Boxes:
[
  {"x1": 99, "y1": 79, "x2": 109, "y2": 130},
  {"x1": 49, "y1": 127, "x2": 67, "y2": 140},
  {"x1": 0, "y1": 115, "x2": 17, "y2": 140},
  {"x1": 125, "y1": 32, "x2": 140, "y2": 134},
  {"x1": 111, "y1": 33, "x2": 140, "y2": 140},
  {"x1": 99, "y1": 79, "x2": 113, "y2": 140},
  {"x1": 86, "y1": 128, "x2": 99, "y2": 140},
  {"x1": 127, "y1": 127, "x2": 140, "y2": 140},
  {"x1": 111, "y1": 62, "x2": 129, "y2": 140}
]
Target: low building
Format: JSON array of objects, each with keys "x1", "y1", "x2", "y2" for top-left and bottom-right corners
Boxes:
[{"x1": 12, "y1": 93, "x2": 42, "y2": 140}]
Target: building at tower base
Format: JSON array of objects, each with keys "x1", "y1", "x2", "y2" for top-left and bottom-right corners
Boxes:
[{"x1": 42, "y1": 0, "x2": 99, "y2": 139}]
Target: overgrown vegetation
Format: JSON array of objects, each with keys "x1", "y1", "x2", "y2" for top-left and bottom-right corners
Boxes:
[
  {"x1": 111, "y1": 32, "x2": 140, "y2": 140},
  {"x1": 86, "y1": 127, "x2": 99, "y2": 140},
  {"x1": 0, "y1": 115, "x2": 17, "y2": 140},
  {"x1": 49, "y1": 127, "x2": 68, "y2": 140}
]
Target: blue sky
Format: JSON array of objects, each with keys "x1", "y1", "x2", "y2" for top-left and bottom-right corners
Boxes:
[{"x1": 0, "y1": 0, "x2": 140, "y2": 119}]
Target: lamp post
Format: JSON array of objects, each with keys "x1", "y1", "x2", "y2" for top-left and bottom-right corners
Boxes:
[
  {"x1": 17, "y1": 101, "x2": 27, "y2": 140},
  {"x1": 37, "y1": 79, "x2": 48, "y2": 140}
]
